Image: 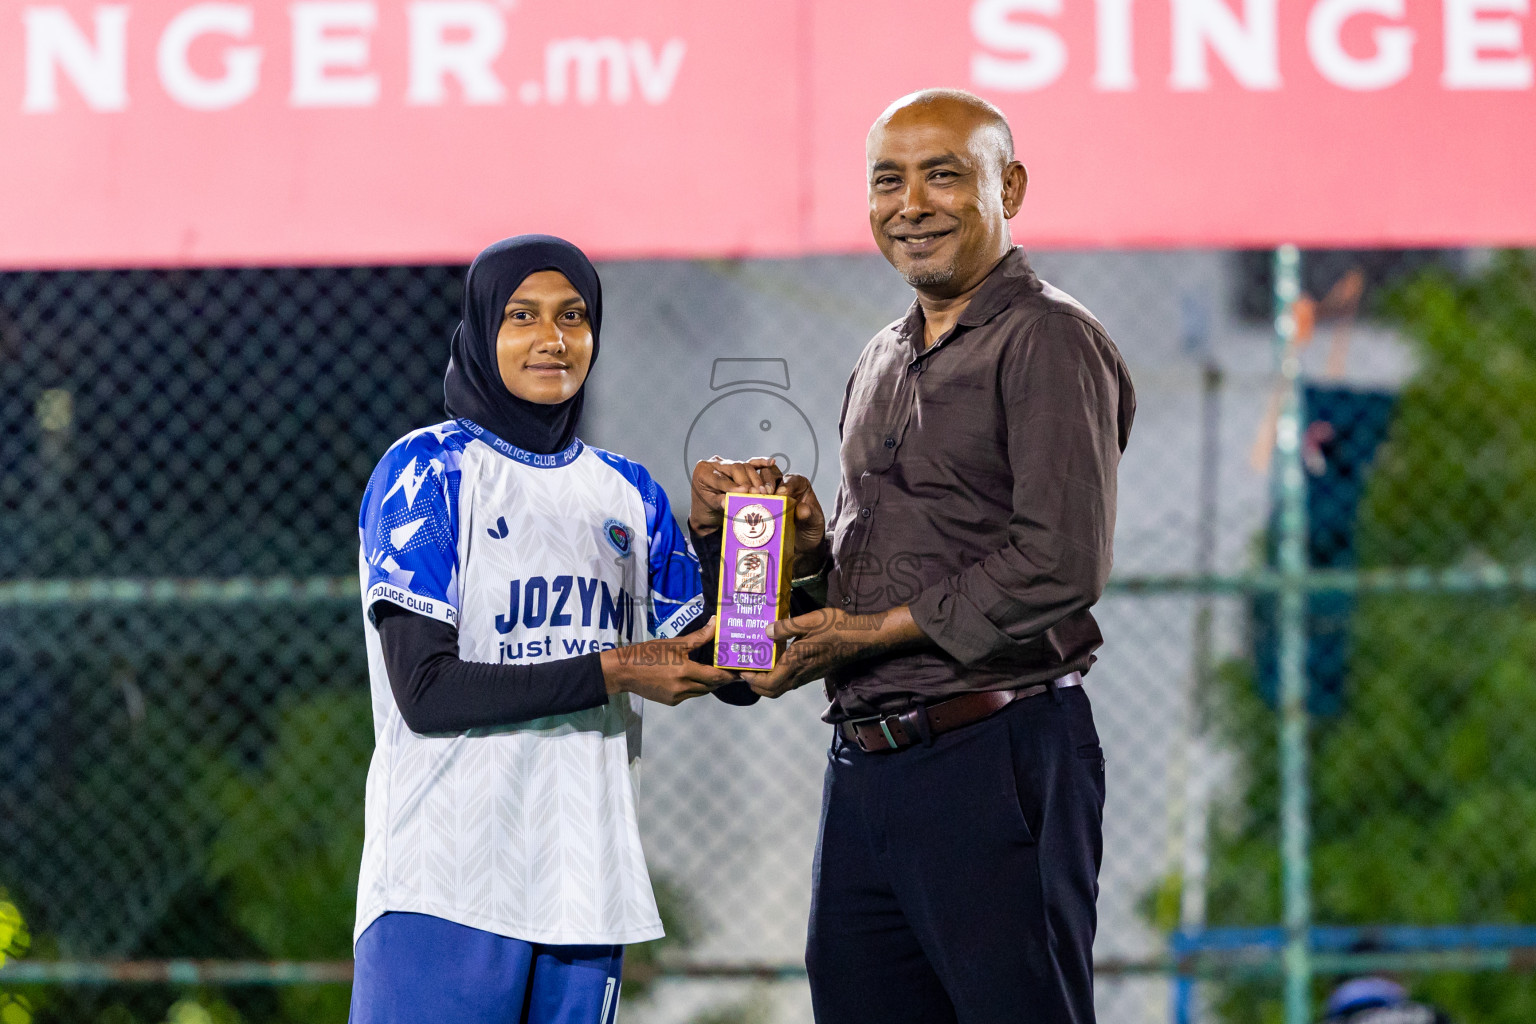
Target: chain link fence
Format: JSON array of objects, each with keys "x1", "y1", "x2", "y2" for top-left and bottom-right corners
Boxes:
[{"x1": 2, "y1": 247, "x2": 1533, "y2": 1024}]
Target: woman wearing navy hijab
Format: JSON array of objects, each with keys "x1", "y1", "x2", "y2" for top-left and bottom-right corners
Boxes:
[{"x1": 349, "y1": 236, "x2": 737, "y2": 1023}]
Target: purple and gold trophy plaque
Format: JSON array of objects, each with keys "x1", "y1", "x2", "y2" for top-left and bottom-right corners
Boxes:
[{"x1": 714, "y1": 492, "x2": 796, "y2": 671}]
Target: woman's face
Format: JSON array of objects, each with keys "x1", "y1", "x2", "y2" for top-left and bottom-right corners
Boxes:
[{"x1": 495, "y1": 270, "x2": 594, "y2": 405}]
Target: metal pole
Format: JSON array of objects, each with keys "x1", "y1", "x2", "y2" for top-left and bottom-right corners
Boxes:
[
  {"x1": 1171, "y1": 356, "x2": 1222, "y2": 1024},
  {"x1": 1184, "y1": 354, "x2": 1222, "y2": 930},
  {"x1": 1272, "y1": 244, "x2": 1313, "y2": 1024}
]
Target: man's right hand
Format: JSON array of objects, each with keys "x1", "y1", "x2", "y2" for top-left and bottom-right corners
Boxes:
[
  {"x1": 599, "y1": 617, "x2": 737, "y2": 706},
  {"x1": 690, "y1": 457, "x2": 829, "y2": 572},
  {"x1": 688, "y1": 456, "x2": 786, "y2": 534}
]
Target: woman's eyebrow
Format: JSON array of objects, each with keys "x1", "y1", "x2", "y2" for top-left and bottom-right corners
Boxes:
[{"x1": 503, "y1": 296, "x2": 584, "y2": 311}]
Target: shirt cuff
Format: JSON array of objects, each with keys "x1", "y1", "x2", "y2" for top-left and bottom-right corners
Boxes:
[
  {"x1": 366, "y1": 580, "x2": 458, "y2": 628},
  {"x1": 569, "y1": 650, "x2": 613, "y2": 712},
  {"x1": 908, "y1": 581, "x2": 1015, "y2": 668}
]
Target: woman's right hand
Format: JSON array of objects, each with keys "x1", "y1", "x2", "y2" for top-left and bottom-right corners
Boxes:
[{"x1": 599, "y1": 617, "x2": 737, "y2": 706}]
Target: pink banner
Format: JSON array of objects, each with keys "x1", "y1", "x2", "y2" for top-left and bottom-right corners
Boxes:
[{"x1": 1, "y1": 0, "x2": 1533, "y2": 267}]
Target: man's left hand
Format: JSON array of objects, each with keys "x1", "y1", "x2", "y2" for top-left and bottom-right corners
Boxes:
[
  {"x1": 752, "y1": 605, "x2": 928, "y2": 699},
  {"x1": 777, "y1": 473, "x2": 828, "y2": 576}
]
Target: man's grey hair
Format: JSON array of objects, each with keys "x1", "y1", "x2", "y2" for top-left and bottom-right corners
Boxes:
[{"x1": 872, "y1": 88, "x2": 1016, "y2": 168}]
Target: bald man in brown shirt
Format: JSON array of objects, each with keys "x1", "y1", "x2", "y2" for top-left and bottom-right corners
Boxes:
[{"x1": 690, "y1": 89, "x2": 1134, "y2": 1023}]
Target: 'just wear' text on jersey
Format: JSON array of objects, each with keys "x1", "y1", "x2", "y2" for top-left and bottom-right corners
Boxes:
[{"x1": 354, "y1": 419, "x2": 705, "y2": 947}]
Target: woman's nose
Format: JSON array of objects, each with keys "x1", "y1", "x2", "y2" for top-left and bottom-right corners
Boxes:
[{"x1": 533, "y1": 321, "x2": 567, "y2": 351}]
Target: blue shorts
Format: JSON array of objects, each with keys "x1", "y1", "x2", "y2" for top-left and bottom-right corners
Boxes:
[{"x1": 349, "y1": 912, "x2": 623, "y2": 1024}]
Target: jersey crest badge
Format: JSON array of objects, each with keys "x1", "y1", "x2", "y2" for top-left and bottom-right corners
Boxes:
[{"x1": 603, "y1": 519, "x2": 634, "y2": 557}]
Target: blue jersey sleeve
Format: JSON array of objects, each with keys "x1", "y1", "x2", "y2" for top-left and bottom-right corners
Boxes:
[
  {"x1": 647, "y1": 486, "x2": 707, "y2": 639},
  {"x1": 359, "y1": 428, "x2": 463, "y2": 627},
  {"x1": 593, "y1": 451, "x2": 706, "y2": 639}
]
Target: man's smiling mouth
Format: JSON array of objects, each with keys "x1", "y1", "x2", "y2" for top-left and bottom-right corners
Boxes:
[{"x1": 891, "y1": 230, "x2": 952, "y2": 256}]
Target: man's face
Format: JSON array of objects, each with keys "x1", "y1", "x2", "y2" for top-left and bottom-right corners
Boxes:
[{"x1": 867, "y1": 105, "x2": 1023, "y2": 296}]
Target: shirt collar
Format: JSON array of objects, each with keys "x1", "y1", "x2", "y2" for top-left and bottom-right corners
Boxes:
[
  {"x1": 958, "y1": 247, "x2": 1036, "y2": 326},
  {"x1": 457, "y1": 418, "x2": 585, "y2": 468},
  {"x1": 895, "y1": 247, "x2": 1038, "y2": 356}
]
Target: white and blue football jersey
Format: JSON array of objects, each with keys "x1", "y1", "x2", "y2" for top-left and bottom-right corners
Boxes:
[{"x1": 354, "y1": 418, "x2": 705, "y2": 946}]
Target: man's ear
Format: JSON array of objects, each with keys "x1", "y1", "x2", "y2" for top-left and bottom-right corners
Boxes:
[{"x1": 1002, "y1": 162, "x2": 1028, "y2": 219}]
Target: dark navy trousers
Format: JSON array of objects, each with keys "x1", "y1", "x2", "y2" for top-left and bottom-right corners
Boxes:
[{"x1": 806, "y1": 685, "x2": 1106, "y2": 1024}]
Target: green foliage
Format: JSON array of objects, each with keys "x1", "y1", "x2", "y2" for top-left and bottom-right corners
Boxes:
[
  {"x1": 0, "y1": 892, "x2": 31, "y2": 968},
  {"x1": 199, "y1": 690, "x2": 374, "y2": 1024},
  {"x1": 0, "y1": 889, "x2": 35, "y2": 1024},
  {"x1": 1361, "y1": 251, "x2": 1536, "y2": 567},
  {"x1": 156, "y1": 999, "x2": 242, "y2": 1024},
  {"x1": 205, "y1": 692, "x2": 370, "y2": 959},
  {"x1": 192, "y1": 688, "x2": 707, "y2": 1019},
  {"x1": 17, "y1": 651, "x2": 233, "y2": 959},
  {"x1": 1204, "y1": 658, "x2": 1282, "y2": 934},
  {"x1": 623, "y1": 875, "x2": 700, "y2": 1003},
  {"x1": 1203, "y1": 252, "x2": 1536, "y2": 1023},
  {"x1": 15, "y1": 679, "x2": 709, "y2": 1023},
  {"x1": 686, "y1": 992, "x2": 774, "y2": 1024}
]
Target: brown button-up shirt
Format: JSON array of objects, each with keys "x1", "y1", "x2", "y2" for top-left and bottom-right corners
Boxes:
[{"x1": 825, "y1": 248, "x2": 1135, "y2": 720}]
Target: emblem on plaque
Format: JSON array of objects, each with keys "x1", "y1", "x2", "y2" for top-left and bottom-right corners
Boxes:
[
  {"x1": 733, "y1": 549, "x2": 769, "y2": 595},
  {"x1": 732, "y1": 502, "x2": 775, "y2": 548}
]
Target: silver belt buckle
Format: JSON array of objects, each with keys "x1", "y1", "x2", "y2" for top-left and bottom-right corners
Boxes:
[{"x1": 843, "y1": 712, "x2": 898, "y2": 751}]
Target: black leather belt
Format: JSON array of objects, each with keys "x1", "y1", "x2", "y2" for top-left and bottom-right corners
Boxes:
[{"x1": 839, "y1": 673, "x2": 1083, "y2": 753}]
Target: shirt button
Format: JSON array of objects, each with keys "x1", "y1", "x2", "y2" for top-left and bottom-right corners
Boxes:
[
  {"x1": 860, "y1": 507, "x2": 871, "y2": 518},
  {"x1": 842, "y1": 596, "x2": 852, "y2": 606},
  {"x1": 884, "y1": 437, "x2": 895, "y2": 448}
]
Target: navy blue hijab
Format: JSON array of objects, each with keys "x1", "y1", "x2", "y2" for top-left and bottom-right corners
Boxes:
[{"x1": 443, "y1": 235, "x2": 603, "y2": 455}]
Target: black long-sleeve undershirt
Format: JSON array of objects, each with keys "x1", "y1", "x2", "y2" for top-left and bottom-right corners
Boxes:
[
  {"x1": 374, "y1": 591, "x2": 756, "y2": 728},
  {"x1": 373, "y1": 601, "x2": 609, "y2": 733}
]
